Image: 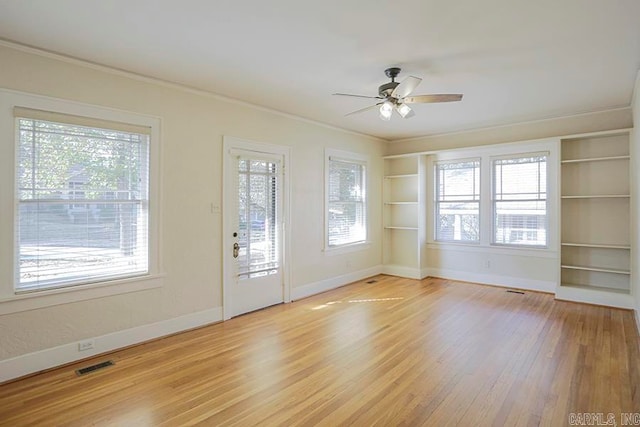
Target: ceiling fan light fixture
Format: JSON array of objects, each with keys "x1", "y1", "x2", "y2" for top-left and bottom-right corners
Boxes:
[
  {"x1": 379, "y1": 101, "x2": 393, "y2": 121},
  {"x1": 397, "y1": 103, "x2": 412, "y2": 118}
]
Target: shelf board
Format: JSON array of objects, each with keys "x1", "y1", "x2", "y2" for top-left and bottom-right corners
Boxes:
[
  {"x1": 561, "y1": 242, "x2": 630, "y2": 250},
  {"x1": 559, "y1": 283, "x2": 630, "y2": 295},
  {"x1": 384, "y1": 174, "x2": 418, "y2": 179},
  {"x1": 384, "y1": 226, "x2": 418, "y2": 230},
  {"x1": 561, "y1": 265, "x2": 630, "y2": 275},
  {"x1": 561, "y1": 194, "x2": 630, "y2": 199},
  {"x1": 561, "y1": 155, "x2": 630, "y2": 164},
  {"x1": 384, "y1": 201, "x2": 418, "y2": 205}
]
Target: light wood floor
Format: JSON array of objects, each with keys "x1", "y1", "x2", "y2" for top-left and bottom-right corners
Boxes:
[{"x1": 1, "y1": 276, "x2": 639, "y2": 426}]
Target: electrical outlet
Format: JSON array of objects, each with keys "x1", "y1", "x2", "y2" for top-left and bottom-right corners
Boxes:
[
  {"x1": 78, "y1": 340, "x2": 95, "y2": 352},
  {"x1": 484, "y1": 260, "x2": 491, "y2": 269}
]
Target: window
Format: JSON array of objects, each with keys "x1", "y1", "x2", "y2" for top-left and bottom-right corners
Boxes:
[
  {"x1": 435, "y1": 159, "x2": 480, "y2": 242},
  {"x1": 15, "y1": 107, "x2": 151, "y2": 292},
  {"x1": 492, "y1": 154, "x2": 547, "y2": 247},
  {"x1": 326, "y1": 153, "x2": 367, "y2": 248}
]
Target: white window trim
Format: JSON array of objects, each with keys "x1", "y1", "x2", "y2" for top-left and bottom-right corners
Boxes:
[
  {"x1": 0, "y1": 88, "x2": 163, "y2": 314},
  {"x1": 426, "y1": 138, "x2": 558, "y2": 256},
  {"x1": 324, "y1": 148, "x2": 370, "y2": 253}
]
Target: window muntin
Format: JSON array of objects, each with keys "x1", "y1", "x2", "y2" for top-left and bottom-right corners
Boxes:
[
  {"x1": 492, "y1": 154, "x2": 547, "y2": 247},
  {"x1": 435, "y1": 159, "x2": 480, "y2": 242},
  {"x1": 327, "y1": 157, "x2": 367, "y2": 247},
  {"x1": 16, "y1": 116, "x2": 150, "y2": 291}
]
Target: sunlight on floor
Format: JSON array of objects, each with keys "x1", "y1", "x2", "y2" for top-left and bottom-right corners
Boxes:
[{"x1": 312, "y1": 297, "x2": 404, "y2": 310}]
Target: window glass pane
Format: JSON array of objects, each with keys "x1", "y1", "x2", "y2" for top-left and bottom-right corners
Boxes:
[
  {"x1": 16, "y1": 117, "x2": 150, "y2": 291},
  {"x1": 328, "y1": 158, "x2": 366, "y2": 247},
  {"x1": 493, "y1": 155, "x2": 547, "y2": 246},
  {"x1": 435, "y1": 159, "x2": 480, "y2": 242}
]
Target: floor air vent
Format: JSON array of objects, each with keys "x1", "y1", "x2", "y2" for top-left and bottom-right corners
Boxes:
[
  {"x1": 506, "y1": 290, "x2": 525, "y2": 295},
  {"x1": 76, "y1": 360, "x2": 114, "y2": 376}
]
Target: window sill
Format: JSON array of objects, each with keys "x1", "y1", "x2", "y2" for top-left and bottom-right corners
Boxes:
[
  {"x1": 0, "y1": 273, "x2": 165, "y2": 315},
  {"x1": 426, "y1": 242, "x2": 556, "y2": 258},
  {"x1": 324, "y1": 241, "x2": 371, "y2": 256}
]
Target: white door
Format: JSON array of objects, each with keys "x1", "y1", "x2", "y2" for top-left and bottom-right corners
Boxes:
[{"x1": 223, "y1": 138, "x2": 289, "y2": 319}]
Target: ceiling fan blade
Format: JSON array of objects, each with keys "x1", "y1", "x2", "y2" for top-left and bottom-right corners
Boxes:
[
  {"x1": 391, "y1": 76, "x2": 422, "y2": 99},
  {"x1": 333, "y1": 93, "x2": 383, "y2": 100},
  {"x1": 404, "y1": 94, "x2": 463, "y2": 104},
  {"x1": 345, "y1": 103, "x2": 382, "y2": 116}
]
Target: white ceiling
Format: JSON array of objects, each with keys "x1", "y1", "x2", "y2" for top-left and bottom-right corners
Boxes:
[{"x1": 0, "y1": 0, "x2": 638, "y2": 140}]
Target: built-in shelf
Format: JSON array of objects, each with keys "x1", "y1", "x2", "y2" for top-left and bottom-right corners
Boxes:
[
  {"x1": 384, "y1": 174, "x2": 418, "y2": 179},
  {"x1": 561, "y1": 194, "x2": 630, "y2": 199},
  {"x1": 561, "y1": 265, "x2": 630, "y2": 275},
  {"x1": 561, "y1": 155, "x2": 630, "y2": 164},
  {"x1": 384, "y1": 226, "x2": 418, "y2": 230},
  {"x1": 559, "y1": 130, "x2": 632, "y2": 305},
  {"x1": 561, "y1": 243, "x2": 630, "y2": 250},
  {"x1": 384, "y1": 201, "x2": 418, "y2": 205},
  {"x1": 383, "y1": 155, "x2": 426, "y2": 278}
]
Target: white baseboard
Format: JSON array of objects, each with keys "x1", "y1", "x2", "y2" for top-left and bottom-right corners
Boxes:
[
  {"x1": 0, "y1": 307, "x2": 222, "y2": 383},
  {"x1": 291, "y1": 265, "x2": 383, "y2": 300},
  {"x1": 381, "y1": 264, "x2": 423, "y2": 280},
  {"x1": 554, "y1": 286, "x2": 635, "y2": 309},
  {"x1": 423, "y1": 268, "x2": 556, "y2": 293}
]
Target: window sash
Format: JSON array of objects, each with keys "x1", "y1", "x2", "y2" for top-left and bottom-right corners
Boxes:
[
  {"x1": 327, "y1": 157, "x2": 367, "y2": 247},
  {"x1": 15, "y1": 115, "x2": 150, "y2": 292},
  {"x1": 492, "y1": 154, "x2": 548, "y2": 247},
  {"x1": 435, "y1": 159, "x2": 480, "y2": 242}
]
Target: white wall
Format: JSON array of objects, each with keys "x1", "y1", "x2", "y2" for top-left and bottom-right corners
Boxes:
[
  {"x1": 386, "y1": 108, "x2": 632, "y2": 156},
  {"x1": 0, "y1": 43, "x2": 385, "y2": 379}
]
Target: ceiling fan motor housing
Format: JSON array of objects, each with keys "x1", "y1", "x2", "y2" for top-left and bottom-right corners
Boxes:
[
  {"x1": 378, "y1": 82, "x2": 399, "y2": 98},
  {"x1": 379, "y1": 67, "x2": 402, "y2": 97}
]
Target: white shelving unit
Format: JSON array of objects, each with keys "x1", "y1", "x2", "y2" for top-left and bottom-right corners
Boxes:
[
  {"x1": 382, "y1": 155, "x2": 426, "y2": 279},
  {"x1": 557, "y1": 129, "x2": 633, "y2": 306}
]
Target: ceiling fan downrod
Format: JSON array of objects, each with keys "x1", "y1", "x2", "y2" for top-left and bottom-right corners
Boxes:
[{"x1": 379, "y1": 68, "x2": 401, "y2": 97}]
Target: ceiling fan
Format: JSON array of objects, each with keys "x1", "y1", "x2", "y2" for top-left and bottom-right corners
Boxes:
[{"x1": 334, "y1": 67, "x2": 463, "y2": 120}]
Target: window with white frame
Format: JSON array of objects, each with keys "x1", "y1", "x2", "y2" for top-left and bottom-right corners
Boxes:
[
  {"x1": 435, "y1": 159, "x2": 480, "y2": 242},
  {"x1": 15, "y1": 107, "x2": 151, "y2": 292},
  {"x1": 326, "y1": 153, "x2": 367, "y2": 248},
  {"x1": 492, "y1": 154, "x2": 547, "y2": 247}
]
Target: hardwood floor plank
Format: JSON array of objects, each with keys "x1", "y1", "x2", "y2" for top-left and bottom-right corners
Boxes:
[{"x1": 1, "y1": 276, "x2": 639, "y2": 426}]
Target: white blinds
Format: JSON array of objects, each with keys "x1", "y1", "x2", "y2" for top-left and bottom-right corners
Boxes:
[
  {"x1": 15, "y1": 113, "x2": 150, "y2": 291},
  {"x1": 328, "y1": 157, "x2": 366, "y2": 247},
  {"x1": 493, "y1": 154, "x2": 547, "y2": 246},
  {"x1": 14, "y1": 107, "x2": 151, "y2": 135},
  {"x1": 435, "y1": 159, "x2": 480, "y2": 242}
]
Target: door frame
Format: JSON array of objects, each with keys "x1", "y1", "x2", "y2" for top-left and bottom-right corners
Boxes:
[{"x1": 222, "y1": 136, "x2": 291, "y2": 320}]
